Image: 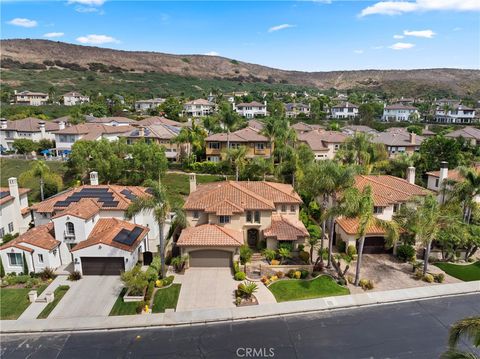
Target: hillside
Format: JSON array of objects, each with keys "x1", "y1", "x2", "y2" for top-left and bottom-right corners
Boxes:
[{"x1": 1, "y1": 39, "x2": 480, "y2": 97}]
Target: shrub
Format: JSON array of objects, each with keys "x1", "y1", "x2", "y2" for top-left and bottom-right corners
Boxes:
[
  {"x1": 313, "y1": 260, "x2": 324, "y2": 272},
  {"x1": 234, "y1": 271, "x2": 246, "y2": 281},
  {"x1": 434, "y1": 273, "x2": 445, "y2": 283},
  {"x1": 145, "y1": 266, "x2": 158, "y2": 282},
  {"x1": 262, "y1": 249, "x2": 276, "y2": 263},
  {"x1": 171, "y1": 255, "x2": 188, "y2": 273},
  {"x1": 396, "y1": 244, "x2": 416, "y2": 262},
  {"x1": 121, "y1": 266, "x2": 148, "y2": 296},
  {"x1": 155, "y1": 279, "x2": 163, "y2": 288},
  {"x1": 238, "y1": 281, "x2": 258, "y2": 299},
  {"x1": 287, "y1": 270, "x2": 296, "y2": 278},
  {"x1": 300, "y1": 269, "x2": 309, "y2": 279},
  {"x1": 298, "y1": 244, "x2": 305, "y2": 252},
  {"x1": 270, "y1": 259, "x2": 280, "y2": 266},
  {"x1": 162, "y1": 275, "x2": 175, "y2": 286},
  {"x1": 0, "y1": 258, "x2": 4, "y2": 278},
  {"x1": 240, "y1": 245, "x2": 253, "y2": 265},
  {"x1": 359, "y1": 279, "x2": 374, "y2": 290},
  {"x1": 233, "y1": 261, "x2": 240, "y2": 274},
  {"x1": 298, "y1": 251, "x2": 310, "y2": 264},
  {"x1": 150, "y1": 257, "x2": 161, "y2": 273},
  {"x1": 422, "y1": 273, "x2": 434, "y2": 283},
  {"x1": 68, "y1": 271, "x2": 82, "y2": 281},
  {"x1": 4, "y1": 275, "x2": 31, "y2": 286},
  {"x1": 276, "y1": 271, "x2": 284, "y2": 279},
  {"x1": 347, "y1": 245, "x2": 357, "y2": 257},
  {"x1": 136, "y1": 300, "x2": 148, "y2": 314},
  {"x1": 413, "y1": 270, "x2": 423, "y2": 280},
  {"x1": 337, "y1": 240, "x2": 346, "y2": 253},
  {"x1": 39, "y1": 267, "x2": 56, "y2": 281},
  {"x1": 347, "y1": 275, "x2": 354, "y2": 284},
  {"x1": 337, "y1": 278, "x2": 346, "y2": 286},
  {"x1": 278, "y1": 242, "x2": 293, "y2": 251},
  {"x1": 145, "y1": 281, "x2": 155, "y2": 301},
  {"x1": 25, "y1": 277, "x2": 40, "y2": 288},
  {"x1": 294, "y1": 271, "x2": 301, "y2": 279},
  {"x1": 270, "y1": 275, "x2": 278, "y2": 282},
  {"x1": 278, "y1": 247, "x2": 292, "y2": 264}
]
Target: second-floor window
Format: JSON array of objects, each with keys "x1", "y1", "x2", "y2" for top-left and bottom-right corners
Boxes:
[
  {"x1": 209, "y1": 142, "x2": 220, "y2": 149},
  {"x1": 65, "y1": 221, "x2": 75, "y2": 236},
  {"x1": 254, "y1": 211, "x2": 260, "y2": 223},
  {"x1": 219, "y1": 215, "x2": 230, "y2": 224},
  {"x1": 281, "y1": 204, "x2": 287, "y2": 212},
  {"x1": 373, "y1": 206, "x2": 384, "y2": 214},
  {"x1": 290, "y1": 205, "x2": 295, "y2": 213},
  {"x1": 193, "y1": 211, "x2": 199, "y2": 219}
]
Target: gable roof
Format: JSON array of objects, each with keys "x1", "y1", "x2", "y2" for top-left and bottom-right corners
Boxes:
[
  {"x1": 336, "y1": 217, "x2": 387, "y2": 236},
  {"x1": 177, "y1": 224, "x2": 243, "y2": 247},
  {"x1": 135, "y1": 116, "x2": 186, "y2": 127},
  {"x1": 71, "y1": 218, "x2": 148, "y2": 253},
  {"x1": 263, "y1": 214, "x2": 309, "y2": 241},
  {"x1": 54, "y1": 123, "x2": 134, "y2": 140},
  {"x1": 236, "y1": 101, "x2": 265, "y2": 108},
  {"x1": 297, "y1": 130, "x2": 347, "y2": 151},
  {"x1": 445, "y1": 127, "x2": 480, "y2": 140},
  {"x1": 332, "y1": 102, "x2": 358, "y2": 109},
  {"x1": 385, "y1": 104, "x2": 417, "y2": 110},
  {"x1": 247, "y1": 119, "x2": 264, "y2": 131},
  {"x1": 1, "y1": 118, "x2": 59, "y2": 132},
  {"x1": 51, "y1": 198, "x2": 101, "y2": 220},
  {"x1": 0, "y1": 223, "x2": 60, "y2": 252},
  {"x1": 124, "y1": 123, "x2": 180, "y2": 140},
  {"x1": 372, "y1": 131, "x2": 424, "y2": 147},
  {"x1": 426, "y1": 165, "x2": 480, "y2": 182},
  {"x1": 206, "y1": 127, "x2": 269, "y2": 143},
  {"x1": 86, "y1": 117, "x2": 135, "y2": 124},
  {"x1": 184, "y1": 181, "x2": 302, "y2": 213},
  {"x1": 0, "y1": 187, "x2": 30, "y2": 206},
  {"x1": 184, "y1": 99, "x2": 214, "y2": 106}
]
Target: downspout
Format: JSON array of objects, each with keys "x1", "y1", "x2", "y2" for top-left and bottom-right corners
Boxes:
[{"x1": 30, "y1": 251, "x2": 35, "y2": 273}]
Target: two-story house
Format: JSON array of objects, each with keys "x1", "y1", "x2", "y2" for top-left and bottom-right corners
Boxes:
[
  {"x1": 285, "y1": 103, "x2": 310, "y2": 118},
  {"x1": 382, "y1": 104, "x2": 419, "y2": 122},
  {"x1": 371, "y1": 129, "x2": 424, "y2": 157},
  {"x1": 0, "y1": 177, "x2": 31, "y2": 239},
  {"x1": 0, "y1": 172, "x2": 157, "y2": 275},
  {"x1": 335, "y1": 171, "x2": 429, "y2": 254},
  {"x1": 297, "y1": 130, "x2": 347, "y2": 160},
  {"x1": 134, "y1": 98, "x2": 165, "y2": 113},
  {"x1": 330, "y1": 102, "x2": 358, "y2": 119},
  {"x1": 235, "y1": 101, "x2": 267, "y2": 118},
  {"x1": 434, "y1": 105, "x2": 476, "y2": 124},
  {"x1": 13, "y1": 90, "x2": 49, "y2": 106},
  {"x1": 445, "y1": 127, "x2": 480, "y2": 146},
  {"x1": 0, "y1": 118, "x2": 60, "y2": 151},
  {"x1": 177, "y1": 175, "x2": 308, "y2": 267},
  {"x1": 205, "y1": 127, "x2": 273, "y2": 162},
  {"x1": 63, "y1": 92, "x2": 90, "y2": 106},
  {"x1": 183, "y1": 99, "x2": 215, "y2": 118}
]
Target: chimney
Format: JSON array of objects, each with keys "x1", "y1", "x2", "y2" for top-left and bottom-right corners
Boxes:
[
  {"x1": 189, "y1": 173, "x2": 197, "y2": 193},
  {"x1": 410, "y1": 132, "x2": 416, "y2": 144},
  {"x1": 139, "y1": 126, "x2": 145, "y2": 137},
  {"x1": 39, "y1": 121, "x2": 46, "y2": 139},
  {"x1": 439, "y1": 161, "x2": 448, "y2": 185},
  {"x1": 90, "y1": 171, "x2": 99, "y2": 186},
  {"x1": 59, "y1": 121, "x2": 65, "y2": 130},
  {"x1": 406, "y1": 166, "x2": 415, "y2": 184},
  {"x1": 8, "y1": 177, "x2": 20, "y2": 202},
  {"x1": 0, "y1": 119, "x2": 7, "y2": 129}
]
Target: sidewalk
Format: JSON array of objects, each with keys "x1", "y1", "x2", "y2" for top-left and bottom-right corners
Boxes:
[{"x1": 2, "y1": 280, "x2": 479, "y2": 334}]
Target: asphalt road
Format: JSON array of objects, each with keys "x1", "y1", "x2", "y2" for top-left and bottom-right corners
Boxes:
[{"x1": 1, "y1": 294, "x2": 479, "y2": 359}]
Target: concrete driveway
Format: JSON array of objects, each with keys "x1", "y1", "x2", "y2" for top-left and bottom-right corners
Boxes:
[
  {"x1": 175, "y1": 268, "x2": 236, "y2": 311},
  {"x1": 49, "y1": 276, "x2": 122, "y2": 318}
]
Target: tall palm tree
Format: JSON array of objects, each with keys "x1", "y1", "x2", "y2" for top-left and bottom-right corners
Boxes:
[
  {"x1": 336, "y1": 132, "x2": 372, "y2": 167},
  {"x1": 449, "y1": 166, "x2": 480, "y2": 224},
  {"x1": 442, "y1": 316, "x2": 480, "y2": 359},
  {"x1": 30, "y1": 160, "x2": 50, "y2": 201},
  {"x1": 251, "y1": 157, "x2": 273, "y2": 180},
  {"x1": 175, "y1": 119, "x2": 207, "y2": 160},
  {"x1": 125, "y1": 180, "x2": 170, "y2": 277},
  {"x1": 341, "y1": 185, "x2": 400, "y2": 286},
  {"x1": 226, "y1": 146, "x2": 247, "y2": 180}
]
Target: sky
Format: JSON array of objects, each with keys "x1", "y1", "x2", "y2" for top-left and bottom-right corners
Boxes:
[{"x1": 1, "y1": 0, "x2": 479, "y2": 72}]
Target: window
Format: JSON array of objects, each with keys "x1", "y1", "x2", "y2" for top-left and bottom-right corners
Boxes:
[
  {"x1": 38, "y1": 254, "x2": 44, "y2": 263},
  {"x1": 290, "y1": 205, "x2": 295, "y2": 213},
  {"x1": 246, "y1": 211, "x2": 252, "y2": 223},
  {"x1": 281, "y1": 204, "x2": 287, "y2": 212},
  {"x1": 209, "y1": 142, "x2": 220, "y2": 149},
  {"x1": 0, "y1": 228, "x2": 4, "y2": 238},
  {"x1": 8, "y1": 222, "x2": 14, "y2": 233},
  {"x1": 65, "y1": 222, "x2": 75, "y2": 236},
  {"x1": 393, "y1": 204, "x2": 400, "y2": 213},
  {"x1": 373, "y1": 206, "x2": 384, "y2": 214},
  {"x1": 193, "y1": 211, "x2": 199, "y2": 219},
  {"x1": 254, "y1": 211, "x2": 260, "y2": 223},
  {"x1": 219, "y1": 215, "x2": 230, "y2": 224},
  {"x1": 256, "y1": 143, "x2": 265, "y2": 150},
  {"x1": 8, "y1": 253, "x2": 23, "y2": 267},
  {"x1": 435, "y1": 178, "x2": 439, "y2": 187}
]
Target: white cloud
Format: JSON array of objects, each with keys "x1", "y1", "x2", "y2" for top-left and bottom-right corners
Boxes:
[
  {"x1": 359, "y1": 0, "x2": 480, "y2": 17},
  {"x1": 68, "y1": 0, "x2": 105, "y2": 5},
  {"x1": 75, "y1": 6, "x2": 100, "y2": 13},
  {"x1": 393, "y1": 34, "x2": 405, "y2": 39},
  {"x1": 7, "y1": 18, "x2": 37, "y2": 28},
  {"x1": 354, "y1": 49, "x2": 364, "y2": 54},
  {"x1": 372, "y1": 45, "x2": 384, "y2": 50},
  {"x1": 204, "y1": 51, "x2": 219, "y2": 56},
  {"x1": 389, "y1": 42, "x2": 415, "y2": 50},
  {"x1": 44, "y1": 32, "x2": 64, "y2": 38},
  {"x1": 403, "y1": 29, "x2": 436, "y2": 38},
  {"x1": 76, "y1": 34, "x2": 119, "y2": 44},
  {"x1": 268, "y1": 24, "x2": 296, "y2": 33}
]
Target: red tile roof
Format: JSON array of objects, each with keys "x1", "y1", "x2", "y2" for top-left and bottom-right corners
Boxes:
[
  {"x1": 51, "y1": 198, "x2": 101, "y2": 220},
  {"x1": 0, "y1": 223, "x2": 60, "y2": 251},
  {"x1": 426, "y1": 165, "x2": 480, "y2": 182},
  {"x1": 263, "y1": 214, "x2": 309, "y2": 241},
  {"x1": 336, "y1": 217, "x2": 387, "y2": 236},
  {"x1": 0, "y1": 187, "x2": 30, "y2": 206},
  {"x1": 177, "y1": 224, "x2": 243, "y2": 247},
  {"x1": 206, "y1": 127, "x2": 269, "y2": 143}
]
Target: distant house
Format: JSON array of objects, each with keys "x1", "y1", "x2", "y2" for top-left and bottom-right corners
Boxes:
[
  {"x1": 63, "y1": 92, "x2": 90, "y2": 106},
  {"x1": 246, "y1": 119, "x2": 264, "y2": 131},
  {"x1": 134, "y1": 98, "x2": 165, "y2": 113},
  {"x1": 135, "y1": 116, "x2": 187, "y2": 127},
  {"x1": 341, "y1": 125, "x2": 378, "y2": 137},
  {"x1": 183, "y1": 99, "x2": 215, "y2": 117},
  {"x1": 86, "y1": 117, "x2": 135, "y2": 127},
  {"x1": 330, "y1": 102, "x2": 358, "y2": 119},
  {"x1": 205, "y1": 127, "x2": 272, "y2": 162},
  {"x1": 445, "y1": 126, "x2": 480, "y2": 146},
  {"x1": 392, "y1": 97, "x2": 415, "y2": 106},
  {"x1": 0, "y1": 177, "x2": 31, "y2": 239},
  {"x1": 433, "y1": 104, "x2": 476, "y2": 124},
  {"x1": 297, "y1": 130, "x2": 347, "y2": 160},
  {"x1": 0, "y1": 117, "x2": 59, "y2": 151},
  {"x1": 284, "y1": 103, "x2": 310, "y2": 118},
  {"x1": 235, "y1": 101, "x2": 267, "y2": 118},
  {"x1": 372, "y1": 129, "x2": 424, "y2": 157},
  {"x1": 382, "y1": 104, "x2": 419, "y2": 122},
  {"x1": 13, "y1": 90, "x2": 49, "y2": 106},
  {"x1": 291, "y1": 122, "x2": 324, "y2": 134}
]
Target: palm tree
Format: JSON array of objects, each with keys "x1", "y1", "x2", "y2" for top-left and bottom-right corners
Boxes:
[
  {"x1": 30, "y1": 160, "x2": 50, "y2": 201},
  {"x1": 336, "y1": 132, "x2": 372, "y2": 167},
  {"x1": 441, "y1": 316, "x2": 480, "y2": 359},
  {"x1": 342, "y1": 185, "x2": 400, "y2": 286},
  {"x1": 175, "y1": 119, "x2": 207, "y2": 160},
  {"x1": 307, "y1": 235, "x2": 321, "y2": 264},
  {"x1": 251, "y1": 157, "x2": 273, "y2": 180},
  {"x1": 449, "y1": 167, "x2": 480, "y2": 224},
  {"x1": 125, "y1": 179, "x2": 170, "y2": 277},
  {"x1": 226, "y1": 146, "x2": 247, "y2": 180}
]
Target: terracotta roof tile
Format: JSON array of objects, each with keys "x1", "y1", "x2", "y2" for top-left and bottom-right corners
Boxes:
[
  {"x1": 263, "y1": 214, "x2": 309, "y2": 241},
  {"x1": 1, "y1": 118, "x2": 59, "y2": 132},
  {"x1": 0, "y1": 223, "x2": 60, "y2": 251},
  {"x1": 206, "y1": 127, "x2": 269, "y2": 143},
  {"x1": 426, "y1": 165, "x2": 480, "y2": 182},
  {"x1": 51, "y1": 198, "x2": 101, "y2": 220},
  {"x1": 0, "y1": 187, "x2": 30, "y2": 206},
  {"x1": 336, "y1": 217, "x2": 386, "y2": 235},
  {"x1": 177, "y1": 224, "x2": 243, "y2": 247},
  {"x1": 297, "y1": 130, "x2": 347, "y2": 151}
]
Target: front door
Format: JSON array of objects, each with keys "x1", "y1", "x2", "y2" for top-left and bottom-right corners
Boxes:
[{"x1": 247, "y1": 229, "x2": 258, "y2": 248}]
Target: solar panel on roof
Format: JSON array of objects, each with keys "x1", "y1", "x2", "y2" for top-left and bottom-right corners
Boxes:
[
  {"x1": 113, "y1": 226, "x2": 143, "y2": 246},
  {"x1": 102, "y1": 201, "x2": 119, "y2": 207},
  {"x1": 0, "y1": 191, "x2": 10, "y2": 199},
  {"x1": 120, "y1": 189, "x2": 137, "y2": 200}
]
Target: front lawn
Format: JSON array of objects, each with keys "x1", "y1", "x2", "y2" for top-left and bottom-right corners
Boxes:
[
  {"x1": 268, "y1": 276, "x2": 350, "y2": 303},
  {"x1": 152, "y1": 284, "x2": 181, "y2": 313},
  {"x1": 434, "y1": 261, "x2": 480, "y2": 282},
  {"x1": 0, "y1": 285, "x2": 48, "y2": 320},
  {"x1": 109, "y1": 288, "x2": 139, "y2": 316},
  {"x1": 37, "y1": 285, "x2": 70, "y2": 319}
]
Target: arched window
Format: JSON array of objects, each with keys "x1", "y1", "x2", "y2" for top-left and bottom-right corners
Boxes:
[{"x1": 66, "y1": 222, "x2": 75, "y2": 236}]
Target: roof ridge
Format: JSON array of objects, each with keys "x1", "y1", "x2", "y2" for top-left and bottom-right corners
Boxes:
[
  {"x1": 228, "y1": 182, "x2": 275, "y2": 208},
  {"x1": 261, "y1": 181, "x2": 301, "y2": 202},
  {"x1": 359, "y1": 175, "x2": 423, "y2": 200}
]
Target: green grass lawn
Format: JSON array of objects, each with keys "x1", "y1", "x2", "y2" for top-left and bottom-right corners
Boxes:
[
  {"x1": 268, "y1": 276, "x2": 350, "y2": 303},
  {"x1": 37, "y1": 285, "x2": 70, "y2": 319},
  {"x1": 109, "y1": 288, "x2": 139, "y2": 316},
  {"x1": 152, "y1": 284, "x2": 181, "y2": 313},
  {"x1": 0, "y1": 284, "x2": 48, "y2": 320},
  {"x1": 434, "y1": 261, "x2": 480, "y2": 282},
  {"x1": 0, "y1": 158, "x2": 67, "y2": 186}
]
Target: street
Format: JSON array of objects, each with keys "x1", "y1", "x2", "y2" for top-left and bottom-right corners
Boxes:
[{"x1": 1, "y1": 294, "x2": 479, "y2": 359}]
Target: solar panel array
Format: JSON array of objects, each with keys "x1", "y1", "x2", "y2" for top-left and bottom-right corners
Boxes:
[
  {"x1": 113, "y1": 226, "x2": 144, "y2": 246},
  {"x1": 0, "y1": 191, "x2": 10, "y2": 199},
  {"x1": 120, "y1": 189, "x2": 137, "y2": 201},
  {"x1": 54, "y1": 187, "x2": 119, "y2": 208}
]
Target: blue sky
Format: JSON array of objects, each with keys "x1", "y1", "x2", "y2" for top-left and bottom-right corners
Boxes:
[{"x1": 1, "y1": 0, "x2": 479, "y2": 71}]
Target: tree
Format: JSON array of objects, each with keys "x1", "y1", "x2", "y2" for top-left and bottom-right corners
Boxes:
[
  {"x1": 278, "y1": 247, "x2": 292, "y2": 264},
  {"x1": 120, "y1": 266, "x2": 149, "y2": 296},
  {"x1": 226, "y1": 146, "x2": 247, "y2": 181},
  {"x1": 19, "y1": 160, "x2": 62, "y2": 201},
  {"x1": 449, "y1": 167, "x2": 480, "y2": 224},
  {"x1": 307, "y1": 225, "x2": 322, "y2": 264},
  {"x1": 239, "y1": 245, "x2": 253, "y2": 272},
  {"x1": 441, "y1": 316, "x2": 480, "y2": 359},
  {"x1": 159, "y1": 97, "x2": 183, "y2": 121},
  {"x1": 174, "y1": 119, "x2": 207, "y2": 160},
  {"x1": 267, "y1": 100, "x2": 285, "y2": 118},
  {"x1": 417, "y1": 136, "x2": 462, "y2": 172},
  {"x1": 125, "y1": 180, "x2": 170, "y2": 277},
  {"x1": 0, "y1": 257, "x2": 4, "y2": 278},
  {"x1": 126, "y1": 140, "x2": 168, "y2": 185},
  {"x1": 12, "y1": 139, "x2": 38, "y2": 158}
]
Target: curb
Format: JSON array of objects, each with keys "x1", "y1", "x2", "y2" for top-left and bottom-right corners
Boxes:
[{"x1": 1, "y1": 281, "x2": 479, "y2": 334}]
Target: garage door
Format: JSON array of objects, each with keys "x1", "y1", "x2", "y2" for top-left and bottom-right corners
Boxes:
[
  {"x1": 81, "y1": 257, "x2": 125, "y2": 275},
  {"x1": 359, "y1": 237, "x2": 391, "y2": 254},
  {"x1": 189, "y1": 250, "x2": 232, "y2": 267}
]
